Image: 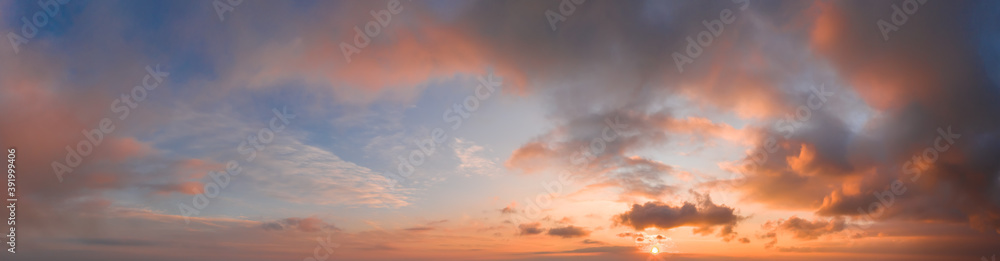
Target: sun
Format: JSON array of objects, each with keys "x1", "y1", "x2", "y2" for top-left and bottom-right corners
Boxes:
[{"x1": 650, "y1": 247, "x2": 659, "y2": 254}]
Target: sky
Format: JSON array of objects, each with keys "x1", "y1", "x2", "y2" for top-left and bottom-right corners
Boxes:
[{"x1": 1, "y1": 0, "x2": 999, "y2": 260}]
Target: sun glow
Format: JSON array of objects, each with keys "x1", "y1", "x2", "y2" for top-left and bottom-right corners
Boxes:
[{"x1": 651, "y1": 247, "x2": 659, "y2": 254}]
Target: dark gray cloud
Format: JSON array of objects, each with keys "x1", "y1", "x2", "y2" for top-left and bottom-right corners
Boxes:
[
  {"x1": 547, "y1": 225, "x2": 590, "y2": 238},
  {"x1": 615, "y1": 192, "x2": 744, "y2": 239},
  {"x1": 728, "y1": 0, "x2": 1000, "y2": 238},
  {"x1": 518, "y1": 222, "x2": 545, "y2": 235},
  {"x1": 763, "y1": 216, "x2": 847, "y2": 242}
]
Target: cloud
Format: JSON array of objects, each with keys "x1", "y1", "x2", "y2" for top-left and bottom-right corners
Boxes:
[
  {"x1": 2, "y1": 0, "x2": 999, "y2": 259},
  {"x1": 607, "y1": 156, "x2": 678, "y2": 198},
  {"x1": 68, "y1": 238, "x2": 157, "y2": 247},
  {"x1": 403, "y1": 226, "x2": 434, "y2": 232},
  {"x1": 452, "y1": 138, "x2": 499, "y2": 176},
  {"x1": 730, "y1": 0, "x2": 1000, "y2": 234},
  {"x1": 260, "y1": 217, "x2": 337, "y2": 233},
  {"x1": 615, "y1": 192, "x2": 744, "y2": 239},
  {"x1": 402, "y1": 220, "x2": 447, "y2": 232},
  {"x1": 547, "y1": 225, "x2": 590, "y2": 238},
  {"x1": 246, "y1": 137, "x2": 412, "y2": 208},
  {"x1": 763, "y1": 216, "x2": 847, "y2": 241},
  {"x1": 146, "y1": 181, "x2": 204, "y2": 195},
  {"x1": 518, "y1": 222, "x2": 544, "y2": 235}
]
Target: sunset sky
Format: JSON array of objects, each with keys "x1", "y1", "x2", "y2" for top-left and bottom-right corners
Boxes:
[{"x1": 1, "y1": 0, "x2": 999, "y2": 260}]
